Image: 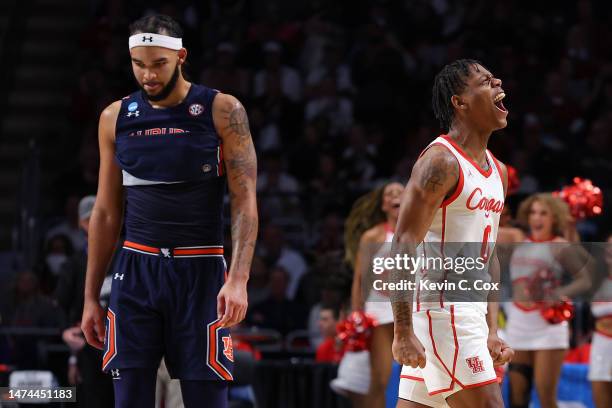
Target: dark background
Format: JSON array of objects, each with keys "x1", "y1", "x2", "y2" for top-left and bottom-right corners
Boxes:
[{"x1": 0, "y1": 0, "x2": 610, "y2": 405}]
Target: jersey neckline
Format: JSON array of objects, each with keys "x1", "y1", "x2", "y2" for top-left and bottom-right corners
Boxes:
[{"x1": 441, "y1": 135, "x2": 493, "y2": 178}]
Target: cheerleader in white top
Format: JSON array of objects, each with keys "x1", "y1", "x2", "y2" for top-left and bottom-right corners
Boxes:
[
  {"x1": 505, "y1": 193, "x2": 591, "y2": 408},
  {"x1": 589, "y1": 234, "x2": 612, "y2": 408},
  {"x1": 331, "y1": 182, "x2": 403, "y2": 408}
]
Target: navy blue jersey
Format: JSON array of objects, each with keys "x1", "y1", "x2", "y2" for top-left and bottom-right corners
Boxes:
[{"x1": 114, "y1": 84, "x2": 225, "y2": 247}]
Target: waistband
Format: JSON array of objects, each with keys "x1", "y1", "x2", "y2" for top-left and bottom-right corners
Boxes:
[{"x1": 122, "y1": 240, "x2": 224, "y2": 258}]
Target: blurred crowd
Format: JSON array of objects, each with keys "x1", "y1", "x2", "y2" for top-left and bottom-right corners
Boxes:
[{"x1": 1, "y1": 0, "x2": 612, "y2": 393}]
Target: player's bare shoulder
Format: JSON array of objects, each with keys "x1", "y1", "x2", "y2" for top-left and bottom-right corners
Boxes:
[
  {"x1": 411, "y1": 144, "x2": 460, "y2": 200},
  {"x1": 98, "y1": 100, "x2": 123, "y2": 141},
  {"x1": 212, "y1": 92, "x2": 250, "y2": 141}
]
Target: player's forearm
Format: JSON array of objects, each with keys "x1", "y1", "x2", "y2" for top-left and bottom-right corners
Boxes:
[
  {"x1": 390, "y1": 231, "x2": 419, "y2": 333},
  {"x1": 84, "y1": 209, "x2": 122, "y2": 300},
  {"x1": 228, "y1": 197, "x2": 258, "y2": 282}
]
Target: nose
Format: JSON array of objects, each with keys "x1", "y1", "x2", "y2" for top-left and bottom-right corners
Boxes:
[
  {"x1": 143, "y1": 69, "x2": 157, "y2": 81},
  {"x1": 493, "y1": 77, "x2": 502, "y2": 88}
]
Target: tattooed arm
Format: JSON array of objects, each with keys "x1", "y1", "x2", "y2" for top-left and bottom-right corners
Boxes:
[
  {"x1": 391, "y1": 145, "x2": 459, "y2": 367},
  {"x1": 213, "y1": 93, "x2": 258, "y2": 327}
]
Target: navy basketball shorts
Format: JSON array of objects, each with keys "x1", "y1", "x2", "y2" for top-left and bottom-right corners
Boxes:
[{"x1": 102, "y1": 240, "x2": 234, "y2": 381}]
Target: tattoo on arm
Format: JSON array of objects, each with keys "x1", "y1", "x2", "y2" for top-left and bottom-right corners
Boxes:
[
  {"x1": 419, "y1": 156, "x2": 449, "y2": 192},
  {"x1": 220, "y1": 96, "x2": 258, "y2": 275},
  {"x1": 220, "y1": 102, "x2": 250, "y2": 141}
]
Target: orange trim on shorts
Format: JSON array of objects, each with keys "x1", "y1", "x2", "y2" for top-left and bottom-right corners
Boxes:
[
  {"x1": 102, "y1": 309, "x2": 117, "y2": 369},
  {"x1": 123, "y1": 240, "x2": 159, "y2": 254},
  {"x1": 173, "y1": 247, "x2": 224, "y2": 256},
  {"x1": 208, "y1": 320, "x2": 233, "y2": 380}
]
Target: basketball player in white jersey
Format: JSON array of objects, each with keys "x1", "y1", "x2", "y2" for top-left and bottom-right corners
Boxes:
[{"x1": 391, "y1": 59, "x2": 513, "y2": 408}]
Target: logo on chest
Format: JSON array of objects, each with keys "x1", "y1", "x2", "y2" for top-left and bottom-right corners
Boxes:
[
  {"x1": 466, "y1": 187, "x2": 504, "y2": 218},
  {"x1": 189, "y1": 103, "x2": 204, "y2": 116}
]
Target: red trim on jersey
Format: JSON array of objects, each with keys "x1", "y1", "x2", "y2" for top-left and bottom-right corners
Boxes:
[
  {"x1": 488, "y1": 151, "x2": 505, "y2": 197},
  {"x1": 426, "y1": 305, "x2": 460, "y2": 395},
  {"x1": 417, "y1": 141, "x2": 464, "y2": 208},
  {"x1": 441, "y1": 135, "x2": 492, "y2": 178},
  {"x1": 512, "y1": 301, "x2": 539, "y2": 312},
  {"x1": 460, "y1": 378, "x2": 499, "y2": 390},
  {"x1": 400, "y1": 375, "x2": 424, "y2": 382},
  {"x1": 438, "y1": 207, "x2": 447, "y2": 308}
]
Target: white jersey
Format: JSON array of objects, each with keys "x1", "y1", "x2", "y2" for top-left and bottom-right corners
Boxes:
[
  {"x1": 415, "y1": 135, "x2": 505, "y2": 313},
  {"x1": 509, "y1": 238, "x2": 564, "y2": 284}
]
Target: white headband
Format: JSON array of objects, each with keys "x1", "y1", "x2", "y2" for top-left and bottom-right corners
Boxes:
[{"x1": 128, "y1": 33, "x2": 183, "y2": 50}]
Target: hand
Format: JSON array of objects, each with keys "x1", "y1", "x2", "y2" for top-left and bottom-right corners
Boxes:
[
  {"x1": 81, "y1": 299, "x2": 106, "y2": 350},
  {"x1": 62, "y1": 326, "x2": 86, "y2": 352},
  {"x1": 493, "y1": 338, "x2": 514, "y2": 366},
  {"x1": 392, "y1": 330, "x2": 426, "y2": 368},
  {"x1": 67, "y1": 362, "x2": 81, "y2": 385},
  {"x1": 217, "y1": 278, "x2": 248, "y2": 328},
  {"x1": 487, "y1": 332, "x2": 503, "y2": 362}
]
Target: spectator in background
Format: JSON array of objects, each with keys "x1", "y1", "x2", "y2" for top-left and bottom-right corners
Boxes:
[
  {"x1": 45, "y1": 194, "x2": 85, "y2": 252},
  {"x1": 54, "y1": 195, "x2": 114, "y2": 407},
  {"x1": 257, "y1": 152, "x2": 300, "y2": 219},
  {"x1": 254, "y1": 41, "x2": 302, "y2": 103},
  {"x1": 247, "y1": 257, "x2": 270, "y2": 308},
  {"x1": 200, "y1": 42, "x2": 250, "y2": 99},
  {"x1": 304, "y1": 75, "x2": 353, "y2": 137},
  {"x1": 257, "y1": 224, "x2": 307, "y2": 300},
  {"x1": 5, "y1": 271, "x2": 64, "y2": 369},
  {"x1": 340, "y1": 123, "x2": 378, "y2": 191},
  {"x1": 246, "y1": 266, "x2": 306, "y2": 335},
  {"x1": 40, "y1": 233, "x2": 74, "y2": 293},
  {"x1": 315, "y1": 304, "x2": 343, "y2": 363},
  {"x1": 305, "y1": 43, "x2": 354, "y2": 98}
]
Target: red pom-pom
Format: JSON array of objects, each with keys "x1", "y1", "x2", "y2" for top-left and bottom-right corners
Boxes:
[
  {"x1": 553, "y1": 177, "x2": 603, "y2": 220},
  {"x1": 540, "y1": 300, "x2": 574, "y2": 324},
  {"x1": 336, "y1": 311, "x2": 377, "y2": 352},
  {"x1": 506, "y1": 165, "x2": 520, "y2": 195}
]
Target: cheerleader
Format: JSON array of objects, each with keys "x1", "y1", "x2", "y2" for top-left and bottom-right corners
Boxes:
[
  {"x1": 505, "y1": 193, "x2": 592, "y2": 408},
  {"x1": 332, "y1": 182, "x2": 403, "y2": 408}
]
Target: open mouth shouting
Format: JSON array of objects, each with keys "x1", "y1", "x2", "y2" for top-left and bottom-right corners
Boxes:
[{"x1": 493, "y1": 91, "x2": 507, "y2": 113}]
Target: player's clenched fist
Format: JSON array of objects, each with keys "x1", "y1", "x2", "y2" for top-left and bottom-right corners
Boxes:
[{"x1": 393, "y1": 330, "x2": 426, "y2": 368}]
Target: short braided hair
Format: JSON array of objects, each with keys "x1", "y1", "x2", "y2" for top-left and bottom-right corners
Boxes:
[{"x1": 432, "y1": 59, "x2": 482, "y2": 131}]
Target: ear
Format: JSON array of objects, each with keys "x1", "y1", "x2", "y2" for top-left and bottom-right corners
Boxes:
[
  {"x1": 177, "y1": 48, "x2": 188, "y2": 65},
  {"x1": 451, "y1": 95, "x2": 467, "y2": 111}
]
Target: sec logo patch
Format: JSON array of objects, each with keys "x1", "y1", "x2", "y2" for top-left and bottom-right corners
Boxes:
[{"x1": 189, "y1": 103, "x2": 204, "y2": 116}]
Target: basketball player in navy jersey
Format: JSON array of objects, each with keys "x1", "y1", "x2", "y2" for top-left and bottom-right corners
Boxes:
[
  {"x1": 80, "y1": 15, "x2": 257, "y2": 408},
  {"x1": 391, "y1": 60, "x2": 514, "y2": 407}
]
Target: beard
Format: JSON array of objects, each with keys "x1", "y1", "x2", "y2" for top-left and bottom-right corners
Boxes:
[{"x1": 140, "y1": 65, "x2": 180, "y2": 102}]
